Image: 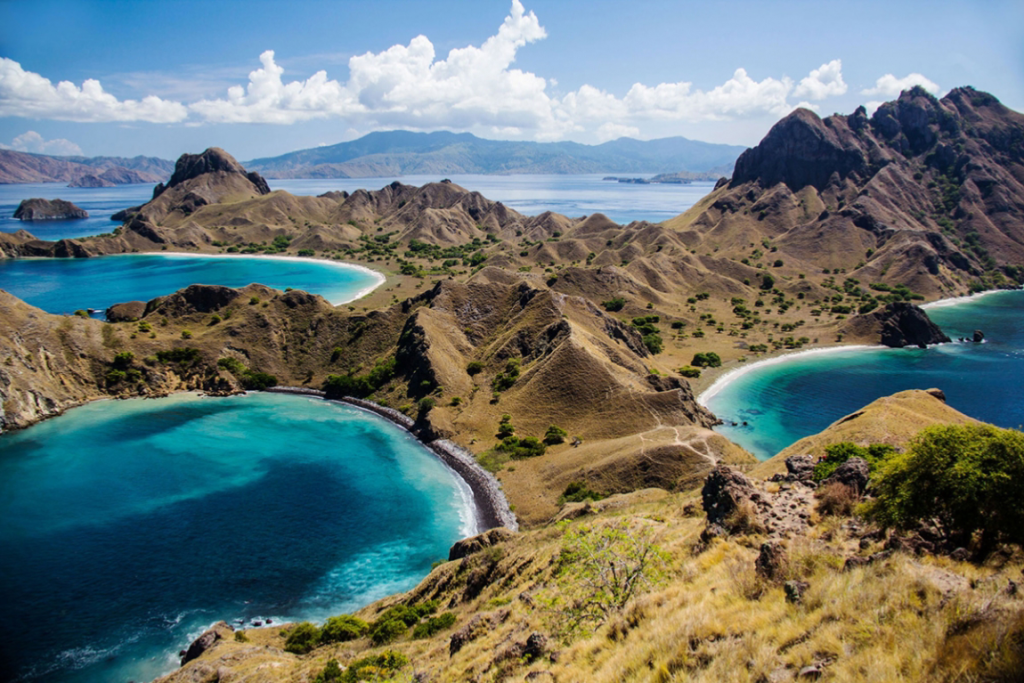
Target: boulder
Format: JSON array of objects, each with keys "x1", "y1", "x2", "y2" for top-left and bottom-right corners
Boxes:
[
  {"x1": 755, "y1": 540, "x2": 788, "y2": 581},
  {"x1": 824, "y1": 457, "x2": 870, "y2": 494},
  {"x1": 448, "y1": 527, "x2": 515, "y2": 561},
  {"x1": 13, "y1": 198, "x2": 88, "y2": 221},
  {"x1": 700, "y1": 466, "x2": 764, "y2": 528},
  {"x1": 784, "y1": 454, "x2": 815, "y2": 482},
  {"x1": 872, "y1": 302, "x2": 951, "y2": 348},
  {"x1": 106, "y1": 301, "x2": 147, "y2": 322},
  {"x1": 972, "y1": 330, "x2": 985, "y2": 342},
  {"x1": 180, "y1": 621, "x2": 232, "y2": 666}
]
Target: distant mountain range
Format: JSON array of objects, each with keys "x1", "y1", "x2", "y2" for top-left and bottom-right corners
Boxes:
[
  {"x1": 0, "y1": 150, "x2": 173, "y2": 185},
  {"x1": 0, "y1": 130, "x2": 745, "y2": 185},
  {"x1": 244, "y1": 130, "x2": 745, "y2": 178}
]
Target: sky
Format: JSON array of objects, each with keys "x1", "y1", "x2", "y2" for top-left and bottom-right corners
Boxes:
[{"x1": 0, "y1": 0, "x2": 1021, "y2": 161}]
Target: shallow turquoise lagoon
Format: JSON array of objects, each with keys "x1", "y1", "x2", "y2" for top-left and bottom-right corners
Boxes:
[
  {"x1": 702, "y1": 290, "x2": 1024, "y2": 460},
  {"x1": 0, "y1": 393, "x2": 473, "y2": 683},
  {"x1": 0, "y1": 253, "x2": 383, "y2": 315}
]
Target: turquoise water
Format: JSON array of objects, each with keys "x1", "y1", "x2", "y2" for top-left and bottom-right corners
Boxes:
[
  {"x1": 703, "y1": 290, "x2": 1024, "y2": 460},
  {"x1": 0, "y1": 392, "x2": 473, "y2": 683},
  {"x1": 0, "y1": 253, "x2": 383, "y2": 315}
]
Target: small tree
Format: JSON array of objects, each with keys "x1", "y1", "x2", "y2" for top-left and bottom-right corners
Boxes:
[
  {"x1": 691, "y1": 352, "x2": 722, "y2": 368},
  {"x1": 545, "y1": 520, "x2": 668, "y2": 641},
  {"x1": 864, "y1": 424, "x2": 1024, "y2": 554},
  {"x1": 319, "y1": 615, "x2": 368, "y2": 644},
  {"x1": 284, "y1": 622, "x2": 320, "y2": 654}
]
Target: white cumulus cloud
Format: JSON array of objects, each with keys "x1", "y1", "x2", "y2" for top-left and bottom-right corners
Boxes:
[
  {"x1": 0, "y1": 2, "x2": 852, "y2": 143},
  {"x1": 0, "y1": 130, "x2": 82, "y2": 155},
  {"x1": 0, "y1": 57, "x2": 187, "y2": 123},
  {"x1": 793, "y1": 59, "x2": 847, "y2": 100},
  {"x1": 861, "y1": 73, "x2": 940, "y2": 97}
]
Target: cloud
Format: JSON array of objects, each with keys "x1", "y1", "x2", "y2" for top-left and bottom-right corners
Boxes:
[
  {"x1": 861, "y1": 73, "x2": 940, "y2": 97},
  {"x1": 0, "y1": 57, "x2": 188, "y2": 123},
  {"x1": 187, "y1": 4, "x2": 845, "y2": 139},
  {"x1": 0, "y1": 2, "x2": 850, "y2": 143},
  {"x1": 793, "y1": 59, "x2": 847, "y2": 100},
  {"x1": 0, "y1": 130, "x2": 82, "y2": 155}
]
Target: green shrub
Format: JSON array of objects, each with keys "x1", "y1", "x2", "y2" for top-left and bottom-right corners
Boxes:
[
  {"x1": 297, "y1": 248, "x2": 315, "y2": 257},
  {"x1": 559, "y1": 481, "x2": 605, "y2": 504},
  {"x1": 864, "y1": 424, "x2": 1024, "y2": 552},
  {"x1": 544, "y1": 424, "x2": 568, "y2": 445},
  {"x1": 691, "y1": 352, "x2": 722, "y2": 368},
  {"x1": 323, "y1": 357, "x2": 396, "y2": 399},
  {"x1": 112, "y1": 351, "x2": 135, "y2": 369},
  {"x1": 249, "y1": 296, "x2": 260, "y2": 305},
  {"x1": 601, "y1": 297, "x2": 626, "y2": 312},
  {"x1": 412, "y1": 612, "x2": 456, "y2": 639},
  {"x1": 217, "y1": 357, "x2": 246, "y2": 374},
  {"x1": 156, "y1": 347, "x2": 201, "y2": 365},
  {"x1": 319, "y1": 615, "x2": 368, "y2": 644},
  {"x1": 338, "y1": 651, "x2": 408, "y2": 682},
  {"x1": 180, "y1": 330, "x2": 193, "y2": 339},
  {"x1": 491, "y1": 358, "x2": 521, "y2": 392},
  {"x1": 313, "y1": 659, "x2": 342, "y2": 683},
  {"x1": 760, "y1": 273, "x2": 775, "y2": 290},
  {"x1": 105, "y1": 369, "x2": 127, "y2": 384},
  {"x1": 466, "y1": 360, "x2": 484, "y2": 375},
  {"x1": 678, "y1": 366, "x2": 701, "y2": 378},
  {"x1": 369, "y1": 618, "x2": 406, "y2": 645},
  {"x1": 811, "y1": 442, "x2": 895, "y2": 481},
  {"x1": 497, "y1": 414, "x2": 515, "y2": 438},
  {"x1": 417, "y1": 397, "x2": 436, "y2": 413},
  {"x1": 495, "y1": 435, "x2": 546, "y2": 459},
  {"x1": 284, "y1": 621, "x2": 320, "y2": 654}
]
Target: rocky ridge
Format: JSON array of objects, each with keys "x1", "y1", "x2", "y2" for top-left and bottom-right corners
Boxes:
[{"x1": 13, "y1": 197, "x2": 88, "y2": 220}]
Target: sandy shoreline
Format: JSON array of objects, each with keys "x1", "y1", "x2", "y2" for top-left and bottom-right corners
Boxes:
[{"x1": 266, "y1": 386, "x2": 517, "y2": 535}]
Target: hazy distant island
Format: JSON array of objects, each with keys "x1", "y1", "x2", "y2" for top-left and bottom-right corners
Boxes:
[{"x1": 1, "y1": 85, "x2": 1023, "y2": 683}]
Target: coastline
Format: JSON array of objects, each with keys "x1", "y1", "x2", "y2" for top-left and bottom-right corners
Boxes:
[
  {"x1": 266, "y1": 386, "x2": 518, "y2": 535},
  {"x1": 696, "y1": 286, "x2": 1022, "y2": 409},
  {"x1": 80, "y1": 251, "x2": 388, "y2": 306}
]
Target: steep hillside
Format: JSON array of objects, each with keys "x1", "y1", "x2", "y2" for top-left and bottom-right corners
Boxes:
[
  {"x1": 666, "y1": 87, "x2": 1024, "y2": 299},
  {"x1": 246, "y1": 130, "x2": 745, "y2": 178},
  {"x1": 153, "y1": 392, "x2": 1024, "y2": 683}
]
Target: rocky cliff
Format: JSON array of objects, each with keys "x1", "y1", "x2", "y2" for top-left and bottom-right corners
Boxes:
[{"x1": 668, "y1": 86, "x2": 1024, "y2": 298}]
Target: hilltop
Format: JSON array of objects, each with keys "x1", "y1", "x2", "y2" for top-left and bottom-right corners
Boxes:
[{"x1": 245, "y1": 130, "x2": 746, "y2": 178}]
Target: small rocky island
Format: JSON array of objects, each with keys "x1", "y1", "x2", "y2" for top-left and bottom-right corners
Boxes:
[{"x1": 13, "y1": 198, "x2": 89, "y2": 221}]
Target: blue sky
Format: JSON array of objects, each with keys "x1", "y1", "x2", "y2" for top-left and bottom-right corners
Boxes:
[{"x1": 1, "y1": 0, "x2": 1021, "y2": 160}]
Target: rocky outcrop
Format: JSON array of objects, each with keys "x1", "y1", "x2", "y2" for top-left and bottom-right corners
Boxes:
[
  {"x1": 448, "y1": 527, "x2": 516, "y2": 561},
  {"x1": 844, "y1": 302, "x2": 951, "y2": 348},
  {"x1": 700, "y1": 466, "x2": 765, "y2": 531},
  {"x1": 105, "y1": 301, "x2": 147, "y2": 322},
  {"x1": 180, "y1": 621, "x2": 232, "y2": 666},
  {"x1": 824, "y1": 457, "x2": 870, "y2": 494},
  {"x1": 13, "y1": 198, "x2": 88, "y2": 220},
  {"x1": 154, "y1": 147, "x2": 270, "y2": 199}
]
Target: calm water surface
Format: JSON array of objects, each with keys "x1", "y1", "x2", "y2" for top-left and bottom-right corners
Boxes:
[
  {"x1": 703, "y1": 290, "x2": 1024, "y2": 460},
  {"x1": 0, "y1": 392, "x2": 473, "y2": 683}
]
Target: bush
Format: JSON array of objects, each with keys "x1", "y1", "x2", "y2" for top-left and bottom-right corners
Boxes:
[
  {"x1": 155, "y1": 347, "x2": 201, "y2": 366},
  {"x1": 544, "y1": 424, "x2": 568, "y2": 445},
  {"x1": 369, "y1": 618, "x2": 407, "y2": 645},
  {"x1": 241, "y1": 371, "x2": 278, "y2": 390},
  {"x1": 417, "y1": 397, "x2": 436, "y2": 413},
  {"x1": 112, "y1": 351, "x2": 135, "y2": 369},
  {"x1": 760, "y1": 273, "x2": 775, "y2": 290},
  {"x1": 412, "y1": 612, "x2": 456, "y2": 639},
  {"x1": 338, "y1": 651, "x2": 408, "y2": 682},
  {"x1": 323, "y1": 357, "x2": 396, "y2": 399},
  {"x1": 466, "y1": 360, "x2": 484, "y2": 376},
  {"x1": 691, "y1": 352, "x2": 722, "y2": 368},
  {"x1": 284, "y1": 622, "x2": 320, "y2": 654},
  {"x1": 319, "y1": 615, "x2": 368, "y2": 644},
  {"x1": 105, "y1": 369, "x2": 127, "y2": 384},
  {"x1": 559, "y1": 481, "x2": 605, "y2": 504},
  {"x1": 313, "y1": 659, "x2": 342, "y2": 683},
  {"x1": 864, "y1": 424, "x2": 1024, "y2": 552},
  {"x1": 641, "y1": 333, "x2": 663, "y2": 354},
  {"x1": 495, "y1": 435, "x2": 546, "y2": 459},
  {"x1": 497, "y1": 414, "x2": 515, "y2": 438},
  {"x1": 297, "y1": 248, "x2": 315, "y2": 257},
  {"x1": 816, "y1": 482, "x2": 859, "y2": 516},
  {"x1": 678, "y1": 366, "x2": 701, "y2": 378},
  {"x1": 491, "y1": 358, "x2": 521, "y2": 392},
  {"x1": 811, "y1": 442, "x2": 895, "y2": 481},
  {"x1": 601, "y1": 297, "x2": 626, "y2": 312}
]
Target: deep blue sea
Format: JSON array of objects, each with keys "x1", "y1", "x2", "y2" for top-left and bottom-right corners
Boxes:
[
  {"x1": 0, "y1": 253, "x2": 383, "y2": 316},
  {"x1": 0, "y1": 176, "x2": 714, "y2": 241},
  {"x1": 0, "y1": 392, "x2": 474, "y2": 683},
  {"x1": 702, "y1": 289, "x2": 1024, "y2": 460}
]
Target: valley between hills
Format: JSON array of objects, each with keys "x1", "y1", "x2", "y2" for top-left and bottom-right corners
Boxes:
[{"x1": 1, "y1": 86, "x2": 1023, "y2": 682}]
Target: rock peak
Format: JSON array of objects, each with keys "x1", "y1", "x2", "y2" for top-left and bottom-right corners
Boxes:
[{"x1": 154, "y1": 147, "x2": 270, "y2": 199}]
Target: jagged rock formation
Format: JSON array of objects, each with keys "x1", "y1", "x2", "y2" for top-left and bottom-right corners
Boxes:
[
  {"x1": 13, "y1": 198, "x2": 88, "y2": 220},
  {"x1": 841, "y1": 301, "x2": 951, "y2": 348},
  {"x1": 668, "y1": 86, "x2": 1024, "y2": 297}
]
